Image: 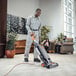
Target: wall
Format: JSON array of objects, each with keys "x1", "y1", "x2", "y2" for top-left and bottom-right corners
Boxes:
[
  {"x1": 74, "y1": 0, "x2": 76, "y2": 51},
  {"x1": 73, "y1": 0, "x2": 76, "y2": 39},
  {"x1": 7, "y1": 0, "x2": 39, "y2": 17},
  {"x1": 39, "y1": 0, "x2": 63, "y2": 40},
  {"x1": 75, "y1": 0, "x2": 76, "y2": 51},
  {"x1": 7, "y1": 0, "x2": 63, "y2": 40},
  {"x1": 7, "y1": 0, "x2": 39, "y2": 40},
  {"x1": 75, "y1": 0, "x2": 76, "y2": 37}
]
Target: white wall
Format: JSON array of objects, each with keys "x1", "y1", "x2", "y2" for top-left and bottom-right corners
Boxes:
[
  {"x1": 7, "y1": 0, "x2": 39, "y2": 17},
  {"x1": 75, "y1": 0, "x2": 76, "y2": 34},
  {"x1": 74, "y1": 0, "x2": 76, "y2": 38},
  {"x1": 7, "y1": 0, "x2": 63, "y2": 40},
  {"x1": 75, "y1": 0, "x2": 76, "y2": 51},
  {"x1": 7, "y1": 0, "x2": 39, "y2": 40},
  {"x1": 39, "y1": 0, "x2": 63, "y2": 40}
]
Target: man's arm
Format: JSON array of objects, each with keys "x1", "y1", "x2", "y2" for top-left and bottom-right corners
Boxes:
[
  {"x1": 38, "y1": 23, "x2": 42, "y2": 43},
  {"x1": 38, "y1": 23, "x2": 41, "y2": 37},
  {"x1": 26, "y1": 17, "x2": 32, "y2": 34}
]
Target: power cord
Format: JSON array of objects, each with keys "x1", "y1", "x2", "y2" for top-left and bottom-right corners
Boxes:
[{"x1": 4, "y1": 62, "x2": 34, "y2": 76}]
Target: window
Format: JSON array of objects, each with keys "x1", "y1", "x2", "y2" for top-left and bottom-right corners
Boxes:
[
  {"x1": 67, "y1": 10, "x2": 72, "y2": 17},
  {"x1": 64, "y1": 0, "x2": 74, "y2": 38}
]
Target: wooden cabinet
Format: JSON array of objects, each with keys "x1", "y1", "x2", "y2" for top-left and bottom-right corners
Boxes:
[{"x1": 15, "y1": 40, "x2": 34, "y2": 54}]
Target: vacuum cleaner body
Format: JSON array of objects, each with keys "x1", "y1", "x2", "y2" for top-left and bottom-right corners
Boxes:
[{"x1": 34, "y1": 40, "x2": 58, "y2": 69}]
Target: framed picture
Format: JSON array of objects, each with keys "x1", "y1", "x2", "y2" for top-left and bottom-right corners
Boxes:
[{"x1": 7, "y1": 14, "x2": 28, "y2": 34}]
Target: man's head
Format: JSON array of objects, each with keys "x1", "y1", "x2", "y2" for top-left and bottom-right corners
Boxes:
[{"x1": 35, "y1": 8, "x2": 41, "y2": 17}]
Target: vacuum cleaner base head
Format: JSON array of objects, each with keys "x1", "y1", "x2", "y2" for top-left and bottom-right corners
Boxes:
[{"x1": 41, "y1": 62, "x2": 59, "y2": 69}]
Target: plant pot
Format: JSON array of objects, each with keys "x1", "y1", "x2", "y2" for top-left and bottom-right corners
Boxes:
[
  {"x1": 48, "y1": 50, "x2": 55, "y2": 53},
  {"x1": 5, "y1": 50, "x2": 15, "y2": 58}
]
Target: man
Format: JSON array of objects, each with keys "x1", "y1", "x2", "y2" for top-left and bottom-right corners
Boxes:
[
  {"x1": 24, "y1": 8, "x2": 41, "y2": 62},
  {"x1": 63, "y1": 36, "x2": 67, "y2": 42},
  {"x1": 55, "y1": 36, "x2": 67, "y2": 53},
  {"x1": 55, "y1": 37, "x2": 61, "y2": 53}
]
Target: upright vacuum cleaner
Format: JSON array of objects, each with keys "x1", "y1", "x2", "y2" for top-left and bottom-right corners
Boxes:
[{"x1": 31, "y1": 34, "x2": 59, "y2": 69}]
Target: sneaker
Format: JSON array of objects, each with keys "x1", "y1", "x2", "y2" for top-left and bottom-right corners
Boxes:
[
  {"x1": 24, "y1": 58, "x2": 28, "y2": 62},
  {"x1": 34, "y1": 58, "x2": 41, "y2": 62}
]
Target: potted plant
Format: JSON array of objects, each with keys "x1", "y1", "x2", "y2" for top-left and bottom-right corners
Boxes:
[
  {"x1": 5, "y1": 32, "x2": 17, "y2": 58},
  {"x1": 40, "y1": 25, "x2": 50, "y2": 42},
  {"x1": 57, "y1": 33, "x2": 64, "y2": 42},
  {"x1": 40, "y1": 25, "x2": 52, "y2": 53}
]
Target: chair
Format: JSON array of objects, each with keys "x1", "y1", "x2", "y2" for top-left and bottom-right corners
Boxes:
[{"x1": 60, "y1": 38, "x2": 74, "y2": 54}]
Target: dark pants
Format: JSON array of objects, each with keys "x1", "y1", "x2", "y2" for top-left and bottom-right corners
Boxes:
[
  {"x1": 55, "y1": 45, "x2": 61, "y2": 53},
  {"x1": 44, "y1": 46, "x2": 49, "y2": 53}
]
